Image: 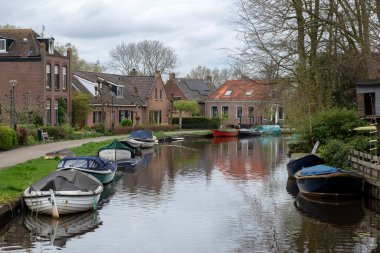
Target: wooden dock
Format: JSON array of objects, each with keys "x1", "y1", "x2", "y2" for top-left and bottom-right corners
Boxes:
[{"x1": 350, "y1": 150, "x2": 380, "y2": 199}]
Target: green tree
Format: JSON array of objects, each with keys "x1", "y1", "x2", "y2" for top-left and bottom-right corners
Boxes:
[
  {"x1": 173, "y1": 100, "x2": 200, "y2": 129},
  {"x1": 58, "y1": 97, "x2": 67, "y2": 125},
  {"x1": 72, "y1": 91, "x2": 93, "y2": 129}
]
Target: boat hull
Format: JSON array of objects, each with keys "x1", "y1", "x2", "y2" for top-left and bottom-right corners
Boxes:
[
  {"x1": 287, "y1": 154, "x2": 325, "y2": 178},
  {"x1": 212, "y1": 129, "x2": 238, "y2": 137},
  {"x1": 295, "y1": 172, "x2": 364, "y2": 198},
  {"x1": 24, "y1": 190, "x2": 101, "y2": 216},
  {"x1": 98, "y1": 148, "x2": 132, "y2": 161}
]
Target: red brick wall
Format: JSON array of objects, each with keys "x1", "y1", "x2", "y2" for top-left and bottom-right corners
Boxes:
[{"x1": 0, "y1": 54, "x2": 71, "y2": 126}]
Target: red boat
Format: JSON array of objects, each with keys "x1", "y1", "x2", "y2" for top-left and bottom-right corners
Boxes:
[{"x1": 212, "y1": 129, "x2": 239, "y2": 137}]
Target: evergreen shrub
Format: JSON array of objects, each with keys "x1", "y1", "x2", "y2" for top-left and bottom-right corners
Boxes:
[{"x1": 0, "y1": 127, "x2": 17, "y2": 150}]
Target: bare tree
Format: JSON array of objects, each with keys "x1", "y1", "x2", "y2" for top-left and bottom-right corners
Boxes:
[
  {"x1": 186, "y1": 65, "x2": 242, "y2": 86},
  {"x1": 232, "y1": 0, "x2": 380, "y2": 130},
  {"x1": 109, "y1": 40, "x2": 178, "y2": 75}
]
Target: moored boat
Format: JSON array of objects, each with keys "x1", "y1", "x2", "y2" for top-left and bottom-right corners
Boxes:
[
  {"x1": 98, "y1": 139, "x2": 135, "y2": 161},
  {"x1": 295, "y1": 164, "x2": 364, "y2": 198},
  {"x1": 128, "y1": 130, "x2": 157, "y2": 148},
  {"x1": 212, "y1": 129, "x2": 239, "y2": 137},
  {"x1": 254, "y1": 125, "x2": 281, "y2": 135},
  {"x1": 287, "y1": 154, "x2": 325, "y2": 178},
  {"x1": 238, "y1": 128, "x2": 262, "y2": 137},
  {"x1": 57, "y1": 156, "x2": 117, "y2": 184},
  {"x1": 23, "y1": 170, "x2": 103, "y2": 218}
]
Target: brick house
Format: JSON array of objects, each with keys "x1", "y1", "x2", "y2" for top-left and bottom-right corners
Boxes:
[
  {"x1": 164, "y1": 73, "x2": 216, "y2": 117},
  {"x1": 0, "y1": 28, "x2": 72, "y2": 126},
  {"x1": 205, "y1": 78, "x2": 283, "y2": 128},
  {"x1": 72, "y1": 70, "x2": 170, "y2": 129}
]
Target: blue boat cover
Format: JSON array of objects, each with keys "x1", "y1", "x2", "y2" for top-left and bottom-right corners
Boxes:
[
  {"x1": 255, "y1": 125, "x2": 281, "y2": 135},
  {"x1": 130, "y1": 130, "x2": 154, "y2": 139},
  {"x1": 299, "y1": 164, "x2": 339, "y2": 176}
]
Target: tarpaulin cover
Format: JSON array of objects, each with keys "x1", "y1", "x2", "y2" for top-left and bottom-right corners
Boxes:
[
  {"x1": 57, "y1": 156, "x2": 116, "y2": 172},
  {"x1": 299, "y1": 164, "x2": 339, "y2": 176},
  {"x1": 255, "y1": 125, "x2": 281, "y2": 135},
  {"x1": 29, "y1": 170, "x2": 101, "y2": 192},
  {"x1": 98, "y1": 139, "x2": 134, "y2": 152},
  {"x1": 130, "y1": 130, "x2": 154, "y2": 139}
]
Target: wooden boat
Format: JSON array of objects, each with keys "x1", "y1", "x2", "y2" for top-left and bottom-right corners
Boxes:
[
  {"x1": 212, "y1": 129, "x2": 239, "y2": 137},
  {"x1": 57, "y1": 156, "x2": 117, "y2": 184},
  {"x1": 128, "y1": 130, "x2": 157, "y2": 148},
  {"x1": 295, "y1": 165, "x2": 364, "y2": 198},
  {"x1": 23, "y1": 170, "x2": 103, "y2": 218},
  {"x1": 98, "y1": 139, "x2": 135, "y2": 161},
  {"x1": 254, "y1": 125, "x2": 281, "y2": 135},
  {"x1": 287, "y1": 154, "x2": 324, "y2": 178},
  {"x1": 238, "y1": 128, "x2": 261, "y2": 137}
]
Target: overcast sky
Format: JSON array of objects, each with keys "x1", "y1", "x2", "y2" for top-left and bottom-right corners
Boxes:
[{"x1": 1, "y1": 0, "x2": 239, "y2": 76}]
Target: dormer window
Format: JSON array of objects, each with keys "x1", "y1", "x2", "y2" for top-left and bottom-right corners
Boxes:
[
  {"x1": 245, "y1": 90, "x2": 253, "y2": 96},
  {"x1": 0, "y1": 39, "x2": 6, "y2": 52},
  {"x1": 224, "y1": 89, "x2": 232, "y2": 96}
]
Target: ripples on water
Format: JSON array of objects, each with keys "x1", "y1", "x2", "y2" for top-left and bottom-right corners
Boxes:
[{"x1": 1, "y1": 136, "x2": 380, "y2": 252}]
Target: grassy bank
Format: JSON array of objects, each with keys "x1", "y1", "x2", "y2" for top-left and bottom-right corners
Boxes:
[{"x1": 0, "y1": 140, "x2": 111, "y2": 205}]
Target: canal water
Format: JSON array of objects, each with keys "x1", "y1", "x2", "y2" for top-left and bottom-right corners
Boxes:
[{"x1": 1, "y1": 136, "x2": 380, "y2": 252}]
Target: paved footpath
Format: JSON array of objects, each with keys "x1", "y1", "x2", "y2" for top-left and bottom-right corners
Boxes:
[{"x1": 0, "y1": 136, "x2": 119, "y2": 170}]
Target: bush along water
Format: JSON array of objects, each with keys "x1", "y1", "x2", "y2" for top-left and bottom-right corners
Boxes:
[{"x1": 0, "y1": 126, "x2": 17, "y2": 150}]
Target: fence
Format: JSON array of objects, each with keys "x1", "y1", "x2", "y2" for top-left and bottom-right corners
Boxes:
[{"x1": 350, "y1": 150, "x2": 380, "y2": 199}]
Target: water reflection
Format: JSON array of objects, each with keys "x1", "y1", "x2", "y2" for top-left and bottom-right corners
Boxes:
[
  {"x1": 294, "y1": 193, "x2": 365, "y2": 225},
  {"x1": 24, "y1": 211, "x2": 102, "y2": 248},
  {"x1": 2, "y1": 137, "x2": 380, "y2": 252}
]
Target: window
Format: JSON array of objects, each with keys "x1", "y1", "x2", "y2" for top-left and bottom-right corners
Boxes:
[
  {"x1": 236, "y1": 106, "x2": 243, "y2": 119},
  {"x1": 46, "y1": 64, "x2": 51, "y2": 89},
  {"x1": 222, "y1": 106, "x2": 229, "y2": 118},
  {"x1": 149, "y1": 110, "x2": 161, "y2": 124},
  {"x1": 116, "y1": 86, "x2": 123, "y2": 97},
  {"x1": 159, "y1": 89, "x2": 163, "y2": 99},
  {"x1": 93, "y1": 111, "x2": 103, "y2": 124},
  {"x1": 245, "y1": 90, "x2": 253, "y2": 96},
  {"x1": 155, "y1": 88, "x2": 158, "y2": 99},
  {"x1": 46, "y1": 99, "x2": 51, "y2": 125},
  {"x1": 119, "y1": 110, "x2": 133, "y2": 123},
  {"x1": 211, "y1": 106, "x2": 218, "y2": 118},
  {"x1": 54, "y1": 99, "x2": 59, "y2": 125},
  {"x1": 279, "y1": 106, "x2": 284, "y2": 120},
  {"x1": 0, "y1": 39, "x2": 5, "y2": 52},
  {"x1": 224, "y1": 90, "x2": 232, "y2": 96},
  {"x1": 54, "y1": 65, "x2": 59, "y2": 89},
  {"x1": 364, "y1": 93, "x2": 376, "y2": 115},
  {"x1": 62, "y1": 66, "x2": 67, "y2": 90},
  {"x1": 248, "y1": 107, "x2": 254, "y2": 118}
]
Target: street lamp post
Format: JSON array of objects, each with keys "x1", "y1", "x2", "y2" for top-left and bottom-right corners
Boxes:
[
  {"x1": 9, "y1": 80, "x2": 17, "y2": 130},
  {"x1": 111, "y1": 92, "x2": 115, "y2": 132}
]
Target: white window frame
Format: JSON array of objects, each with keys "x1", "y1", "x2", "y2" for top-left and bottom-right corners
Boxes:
[
  {"x1": 222, "y1": 106, "x2": 229, "y2": 118},
  {"x1": 236, "y1": 106, "x2": 243, "y2": 119},
  {"x1": 211, "y1": 106, "x2": 218, "y2": 118},
  {"x1": 0, "y1": 39, "x2": 6, "y2": 52},
  {"x1": 62, "y1": 66, "x2": 67, "y2": 90},
  {"x1": 224, "y1": 89, "x2": 232, "y2": 96}
]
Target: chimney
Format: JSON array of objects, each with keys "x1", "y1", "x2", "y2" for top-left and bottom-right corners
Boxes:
[
  {"x1": 21, "y1": 38, "x2": 29, "y2": 57},
  {"x1": 206, "y1": 75, "x2": 212, "y2": 82},
  {"x1": 66, "y1": 47, "x2": 72, "y2": 58},
  {"x1": 129, "y1": 68, "x2": 138, "y2": 76},
  {"x1": 169, "y1": 73, "x2": 175, "y2": 80},
  {"x1": 155, "y1": 70, "x2": 160, "y2": 77}
]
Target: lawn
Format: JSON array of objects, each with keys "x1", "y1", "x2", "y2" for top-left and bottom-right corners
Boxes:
[{"x1": 0, "y1": 140, "x2": 111, "y2": 205}]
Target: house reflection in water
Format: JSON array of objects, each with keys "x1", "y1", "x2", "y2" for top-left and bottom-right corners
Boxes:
[{"x1": 120, "y1": 137, "x2": 286, "y2": 194}]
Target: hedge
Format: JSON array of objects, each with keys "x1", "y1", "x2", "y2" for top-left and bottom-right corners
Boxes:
[{"x1": 0, "y1": 126, "x2": 17, "y2": 150}]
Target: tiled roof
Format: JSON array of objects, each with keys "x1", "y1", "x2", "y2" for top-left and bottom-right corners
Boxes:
[
  {"x1": 174, "y1": 78, "x2": 215, "y2": 102},
  {"x1": 0, "y1": 28, "x2": 64, "y2": 58},
  {"x1": 73, "y1": 71, "x2": 155, "y2": 105},
  {"x1": 207, "y1": 79, "x2": 272, "y2": 101},
  {"x1": 0, "y1": 29, "x2": 40, "y2": 57}
]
